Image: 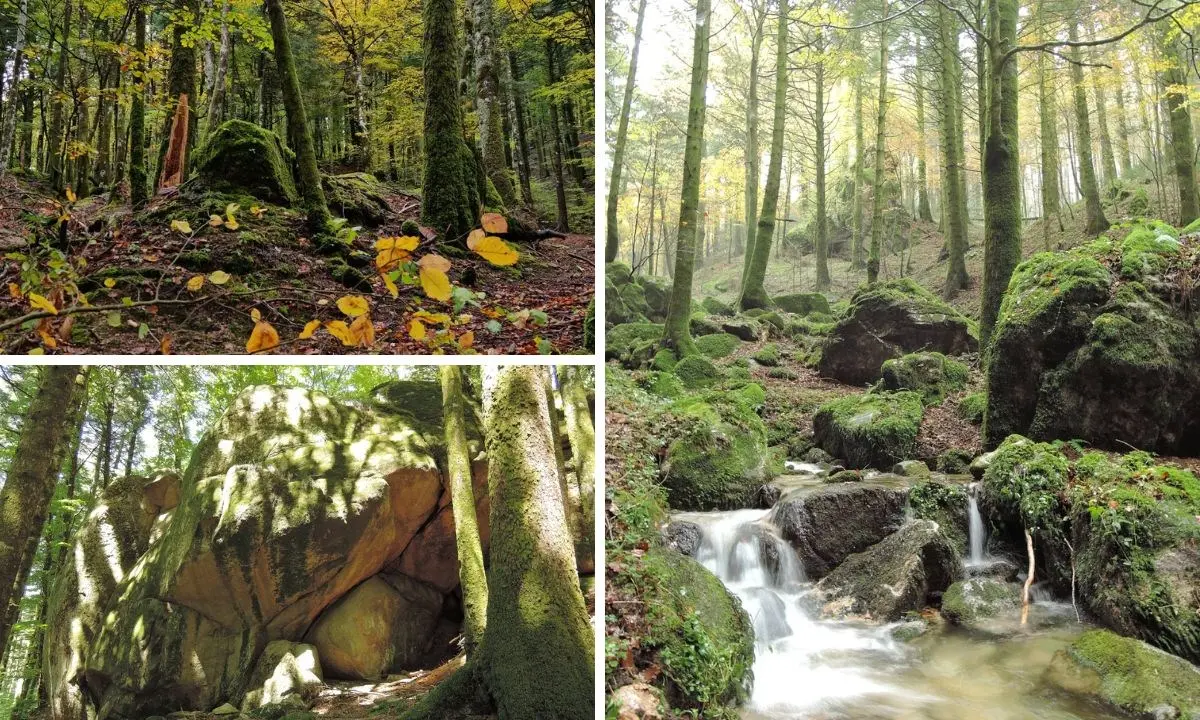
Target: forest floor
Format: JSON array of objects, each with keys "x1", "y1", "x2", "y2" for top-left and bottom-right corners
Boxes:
[{"x1": 0, "y1": 174, "x2": 594, "y2": 355}]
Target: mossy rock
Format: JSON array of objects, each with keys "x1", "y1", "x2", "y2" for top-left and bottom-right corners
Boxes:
[
  {"x1": 812, "y1": 391, "x2": 924, "y2": 470},
  {"x1": 935, "y1": 448, "x2": 974, "y2": 475},
  {"x1": 606, "y1": 322, "x2": 662, "y2": 367},
  {"x1": 584, "y1": 298, "x2": 595, "y2": 350},
  {"x1": 701, "y1": 296, "x2": 735, "y2": 316},
  {"x1": 766, "y1": 367, "x2": 798, "y2": 380},
  {"x1": 641, "y1": 548, "x2": 754, "y2": 710},
  {"x1": 752, "y1": 343, "x2": 781, "y2": 366},
  {"x1": 774, "y1": 292, "x2": 830, "y2": 316},
  {"x1": 607, "y1": 261, "x2": 634, "y2": 286},
  {"x1": 689, "y1": 312, "x2": 724, "y2": 337},
  {"x1": 640, "y1": 371, "x2": 685, "y2": 399},
  {"x1": 786, "y1": 316, "x2": 836, "y2": 337},
  {"x1": 908, "y1": 480, "x2": 968, "y2": 554},
  {"x1": 672, "y1": 355, "x2": 723, "y2": 389},
  {"x1": 192, "y1": 120, "x2": 298, "y2": 204},
  {"x1": 721, "y1": 317, "x2": 763, "y2": 342},
  {"x1": 694, "y1": 333, "x2": 740, "y2": 359},
  {"x1": 958, "y1": 392, "x2": 986, "y2": 425},
  {"x1": 635, "y1": 275, "x2": 672, "y2": 320},
  {"x1": 819, "y1": 279, "x2": 977, "y2": 385},
  {"x1": 980, "y1": 435, "x2": 1068, "y2": 535},
  {"x1": 322, "y1": 172, "x2": 391, "y2": 226},
  {"x1": 941, "y1": 578, "x2": 1019, "y2": 625},
  {"x1": 1046, "y1": 630, "x2": 1200, "y2": 718},
  {"x1": 663, "y1": 389, "x2": 769, "y2": 510},
  {"x1": 757, "y1": 310, "x2": 787, "y2": 335},
  {"x1": 879, "y1": 352, "x2": 969, "y2": 405}
]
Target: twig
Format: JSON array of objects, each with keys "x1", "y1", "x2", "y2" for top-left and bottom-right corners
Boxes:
[{"x1": 0, "y1": 288, "x2": 265, "y2": 332}]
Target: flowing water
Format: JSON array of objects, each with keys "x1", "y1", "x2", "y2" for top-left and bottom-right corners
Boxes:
[
  {"x1": 967, "y1": 482, "x2": 989, "y2": 567},
  {"x1": 674, "y1": 509, "x2": 1132, "y2": 720}
]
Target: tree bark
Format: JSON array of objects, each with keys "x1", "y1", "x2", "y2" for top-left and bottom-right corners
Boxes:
[
  {"x1": 202, "y1": 0, "x2": 232, "y2": 141},
  {"x1": 605, "y1": 0, "x2": 646, "y2": 263},
  {"x1": 1067, "y1": 20, "x2": 1108, "y2": 236},
  {"x1": 866, "y1": 0, "x2": 889, "y2": 285},
  {"x1": 739, "y1": 0, "x2": 787, "y2": 308},
  {"x1": 0, "y1": 367, "x2": 85, "y2": 663},
  {"x1": 557, "y1": 366, "x2": 594, "y2": 574},
  {"x1": 814, "y1": 31, "x2": 830, "y2": 290},
  {"x1": 129, "y1": 4, "x2": 148, "y2": 208},
  {"x1": 660, "y1": 0, "x2": 712, "y2": 354},
  {"x1": 0, "y1": 0, "x2": 30, "y2": 175},
  {"x1": 938, "y1": 0, "x2": 969, "y2": 295},
  {"x1": 1161, "y1": 31, "x2": 1198, "y2": 227},
  {"x1": 851, "y1": 32, "x2": 866, "y2": 269},
  {"x1": 156, "y1": 0, "x2": 199, "y2": 188},
  {"x1": 1037, "y1": 28, "x2": 1063, "y2": 245},
  {"x1": 915, "y1": 36, "x2": 933, "y2": 223},
  {"x1": 506, "y1": 53, "x2": 534, "y2": 206},
  {"x1": 546, "y1": 41, "x2": 571, "y2": 232},
  {"x1": 46, "y1": 0, "x2": 71, "y2": 191},
  {"x1": 741, "y1": 2, "x2": 766, "y2": 283},
  {"x1": 471, "y1": 0, "x2": 514, "y2": 205}
]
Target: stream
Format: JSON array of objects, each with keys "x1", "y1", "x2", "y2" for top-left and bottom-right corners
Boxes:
[{"x1": 674, "y1": 472, "x2": 1131, "y2": 720}]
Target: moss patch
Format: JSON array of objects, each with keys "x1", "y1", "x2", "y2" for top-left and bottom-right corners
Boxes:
[
  {"x1": 812, "y1": 391, "x2": 924, "y2": 469},
  {"x1": 192, "y1": 120, "x2": 298, "y2": 204}
]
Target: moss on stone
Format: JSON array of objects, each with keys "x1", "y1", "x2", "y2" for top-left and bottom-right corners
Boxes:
[
  {"x1": 908, "y1": 479, "x2": 968, "y2": 553},
  {"x1": 192, "y1": 120, "x2": 298, "y2": 204},
  {"x1": 663, "y1": 389, "x2": 769, "y2": 510},
  {"x1": 689, "y1": 313, "x2": 723, "y2": 336},
  {"x1": 774, "y1": 292, "x2": 830, "y2": 316},
  {"x1": 606, "y1": 323, "x2": 663, "y2": 367},
  {"x1": 752, "y1": 343, "x2": 781, "y2": 366},
  {"x1": 701, "y1": 296, "x2": 735, "y2": 316},
  {"x1": 693, "y1": 333, "x2": 740, "y2": 359},
  {"x1": 958, "y1": 392, "x2": 987, "y2": 425},
  {"x1": 651, "y1": 348, "x2": 678, "y2": 372},
  {"x1": 981, "y1": 435, "x2": 1068, "y2": 533},
  {"x1": 672, "y1": 356, "x2": 723, "y2": 389},
  {"x1": 812, "y1": 391, "x2": 924, "y2": 469},
  {"x1": 935, "y1": 448, "x2": 974, "y2": 474},
  {"x1": 322, "y1": 172, "x2": 391, "y2": 226},
  {"x1": 879, "y1": 352, "x2": 968, "y2": 405},
  {"x1": 941, "y1": 578, "x2": 1018, "y2": 624},
  {"x1": 1048, "y1": 630, "x2": 1200, "y2": 717}
]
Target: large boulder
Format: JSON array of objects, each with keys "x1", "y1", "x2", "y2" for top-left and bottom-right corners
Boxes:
[
  {"x1": 305, "y1": 573, "x2": 443, "y2": 680},
  {"x1": 192, "y1": 120, "x2": 298, "y2": 204},
  {"x1": 49, "y1": 384, "x2": 488, "y2": 720},
  {"x1": 818, "y1": 279, "x2": 977, "y2": 385},
  {"x1": 636, "y1": 275, "x2": 672, "y2": 321},
  {"x1": 985, "y1": 231, "x2": 1200, "y2": 454},
  {"x1": 239, "y1": 641, "x2": 323, "y2": 712},
  {"x1": 812, "y1": 391, "x2": 924, "y2": 470},
  {"x1": 816, "y1": 519, "x2": 963, "y2": 621},
  {"x1": 1046, "y1": 630, "x2": 1200, "y2": 718},
  {"x1": 770, "y1": 481, "x2": 909, "y2": 578},
  {"x1": 774, "y1": 292, "x2": 830, "y2": 316},
  {"x1": 879, "y1": 352, "x2": 969, "y2": 405},
  {"x1": 323, "y1": 172, "x2": 391, "y2": 226}
]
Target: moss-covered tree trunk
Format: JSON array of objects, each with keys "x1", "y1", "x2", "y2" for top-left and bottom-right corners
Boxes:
[
  {"x1": 1113, "y1": 78, "x2": 1132, "y2": 177},
  {"x1": 660, "y1": 0, "x2": 712, "y2": 355},
  {"x1": 420, "y1": 0, "x2": 472, "y2": 237},
  {"x1": 605, "y1": 0, "x2": 647, "y2": 263},
  {"x1": 915, "y1": 37, "x2": 933, "y2": 223},
  {"x1": 439, "y1": 366, "x2": 488, "y2": 655},
  {"x1": 1037, "y1": 31, "x2": 1063, "y2": 245},
  {"x1": 978, "y1": 0, "x2": 1021, "y2": 347},
  {"x1": 866, "y1": 0, "x2": 889, "y2": 285},
  {"x1": 851, "y1": 32, "x2": 866, "y2": 269},
  {"x1": 741, "y1": 4, "x2": 766, "y2": 284},
  {"x1": 477, "y1": 365, "x2": 591, "y2": 719},
  {"x1": 545, "y1": 40, "x2": 571, "y2": 232},
  {"x1": 46, "y1": 0, "x2": 70, "y2": 191},
  {"x1": 0, "y1": 366, "x2": 84, "y2": 663},
  {"x1": 0, "y1": 0, "x2": 30, "y2": 175},
  {"x1": 1067, "y1": 21, "x2": 1108, "y2": 236},
  {"x1": 202, "y1": 0, "x2": 231, "y2": 142},
  {"x1": 1089, "y1": 22, "x2": 1117, "y2": 186},
  {"x1": 129, "y1": 4, "x2": 149, "y2": 207},
  {"x1": 1161, "y1": 32, "x2": 1199, "y2": 227},
  {"x1": 938, "y1": 0, "x2": 969, "y2": 296},
  {"x1": 557, "y1": 366, "x2": 594, "y2": 574},
  {"x1": 266, "y1": 0, "x2": 331, "y2": 228},
  {"x1": 739, "y1": 0, "x2": 787, "y2": 309},
  {"x1": 814, "y1": 31, "x2": 830, "y2": 290},
  {"x1": 471, "y1": 0, "x2": 515, "y2": 206}
]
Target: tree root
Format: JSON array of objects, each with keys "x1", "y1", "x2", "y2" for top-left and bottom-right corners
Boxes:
[{"x1": 398, "y1": 661, "x2": 492, "y2": 720}]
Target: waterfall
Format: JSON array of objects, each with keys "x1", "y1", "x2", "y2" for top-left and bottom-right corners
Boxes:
[
  {"x1": 967, "y1": 483, "x2": 988, "y2": 566},
  {"x1": 677, "y1": 509, "x2": 901, "y2": 716}
]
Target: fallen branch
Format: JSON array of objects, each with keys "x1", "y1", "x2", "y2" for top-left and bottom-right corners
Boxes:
[
  {"x1": 1021, "y1": 527, "x2": 1035, "y2": 626},
  {"x1": 0, "y1": 288, "x2": 267, "y2": 333}
]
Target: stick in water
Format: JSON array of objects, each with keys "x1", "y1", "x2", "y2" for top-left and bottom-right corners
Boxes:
[{"x1": 1021, "y1": 527, "x2": 1035, "y2": 626}]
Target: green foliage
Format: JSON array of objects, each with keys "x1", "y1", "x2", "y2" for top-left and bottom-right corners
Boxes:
[
  {"x1": 982, "y1": 435, "x2": 1068, "y2": 533},
  {"x1": 812, "y1": 391, "x2": 924, "y2": 469}
]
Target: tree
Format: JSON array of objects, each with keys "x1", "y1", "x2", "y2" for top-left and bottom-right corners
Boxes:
[
  {"x1": 129, "y1": 4, "x2": 149, "y2": 208},
  {"x1": 739, "y1": 0, "x2": 788, "y2": 309},
  {"x1": 557, "y1": 366, "x2": 594, "y2": 572},
  {"x1": 813, "y1": 28, "x2": 831, "y2": 290},
  {"x1": 420, "y1": 0, "x2": 474, "y2": 238},
  {"x1": 1068, "y1": 19, "x2": 1109, "y2": 236},
  {"x1": 471, "y1": 0, "x2": 516, "y2": 205},
  {"x1": 851, "y1": 31, "x2": 866, "y2": 269},
  {"x1": 914, "y1": 36, "x2": 933, "y2": 223},
  {"x1": 938, "y1": 0, "x2": 969, "y2": 296},
  {"x1": 660, "y1": 0, "x2": 713, "y2": 354},
  {"x1": 0, "y1": 366, "x2": 85, "y2": 663},
  {"x1": 740, "y1": 0, "x2": 768, "y2": 283},
  {"x1": 0, "y1": 0, "x2": 31, "y2": 175},
  {"x1": 1160, "y1": 28, "x2": 1199, "y2": 227},
  {"x1": 605, "y1": 0, "x2": 648, "y2": 263},
  {"x1": 866, "y1": 0, "x2": 889, "y2": 285},
  {"x1": 1036, "y1": 9, "x2": 1063, "y2": 246},
  {"x1": 439, "y1": 366, "x2": 487, "y2": 654}
]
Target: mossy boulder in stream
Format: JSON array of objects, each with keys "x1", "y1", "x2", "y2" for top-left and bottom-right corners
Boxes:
[
  {"x1": 940, "y1": 578, "x2": 1019, "y2": 625},
  {"x1": 192, "y1": 120, "x2": 298, "y2": 204},
  {"x1": 812, "y1": 391, "x2": 924, "y2": 470},
  {"x1": 816, "y1": 519, "x2": 963, "y2": 621},
  {"x1": 640, "y1": 548, "x2": 754, "y2": 711},
  {"x1": 985, "y1": 231, "x2": 1200, "y2": 454},
  {"x1": 1046, "y1": 630, "x2": 1200, "y2": 718},
  {"x1": 879, "y1": 352, "x2": 969, "y2": 405},
  {"x1": 818, "y1": 279, "x2": 977, "y2": 385},
  {"x1": 322, "y1": 172, "x2": 391, "y2": 226}
]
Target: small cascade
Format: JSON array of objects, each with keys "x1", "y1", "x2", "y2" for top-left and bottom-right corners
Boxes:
[
  {"x1": 966, "y1": 482, "x2": 988, "y2": 567},
  {"x1": 783, "y1": 461, "x2": 823, "y2": 474}
]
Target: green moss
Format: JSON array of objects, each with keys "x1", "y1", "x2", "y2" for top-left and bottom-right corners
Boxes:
[
  {"x1": 879, "y1": 352, "x2": 969, "y2": 405},
  {"x1": 672, "y1": 356, "x2": 723, "y2": 389},
  {"x1": 1051, "y1": 630, "x2": 1200, "y2": 716},
  {"x1": 323, "y1": 172, "x2": 391, "y2": 226},
  {"x1": 663, "y1": 388, "x2": 769, "y2": 510},
  {"x1": 812, "y1": 391, "x2": 924, "y2": 469},
  {"x1": 606, "y1": 261, "x2": 633, "y2": 285},
  {"x1": 941, "y1": 578, "x2": 1016, "y2": 624},
  {"x1": 651, "y1": 348, "x2": 678, "y2": 372},
  {"x1": 774, "y1": 292, "x2": 830, "y2": 316},
  {"x1": 701, "y1": 296, "x2": 735, "y2": 316},
  {"x1": 694, "y1": 333, "x2": 740, "y2": 359},
  {"x1": 400, "y1": 219, "x2": 421, "y2": 236},
  {"x1": 766, "y1": 367, "x2": 798, "y2": 380},
  {"x1": 958, "y1": 392, "x2": 987, "y2": 425},
  {"x1": 909, "y1": 480, "x2": 968, "y2": 552},
  {"x1": 689, "y1": 312, "x2": 723, "y2": 337},
  {"x1": 1119, "y1": 225, "x2": 1182, "y2": 281},
  {"x1": 981, "y1": 435, "x2": 1068, "y2": 533},
  {"x1": 935, "y1": 448, "x2": 974, "y2": 474},
  {"x1": 192, "y1": 120, "x2": 298, "y2": 204},
  {"x1": 787, "y1": 317, "x2": 836, "y2": 337},
  {"x1": 751, "y1": 343, "x2": 781, "y2": 366},
  {"x1": 640, "y1": 371, "x2": 685, "y2": 399},
  {"x1": 606, "y1": 323, "x2": 663, "y2": 366}
]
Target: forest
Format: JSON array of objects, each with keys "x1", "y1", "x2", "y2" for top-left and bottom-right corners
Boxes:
[
  {"x1": 605, "y1": 0, "x2": 1200, "y2": 716},
  {"x1": 0, "y1": 0, "x2": 596, "y2": 354},
  {"x1": 0, "y1": 364, "x2": 596, "y2": 719}
]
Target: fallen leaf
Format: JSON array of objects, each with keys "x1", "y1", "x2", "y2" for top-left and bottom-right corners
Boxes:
[
  {"x1": 417, "y1": 253, "x2": 451, "y2": 272},
  {"x1": 38, "y1": 330, "x2": 57, "y2": 349},
  {"x1": 375, "y1": 236, "x2": 419, "y2": 271},
  {"x1": 250, "y1": 205, "x2": 266, "y2": 218},
  {"x1": 298, "y1": 320, "x2": 321, "y2": 339},
  {"x1": 65, "y1": 187, "x2": 76, "y2": 203},
  {"x1": 472, "y1": 235, "x2": 519, "y2": 266},
  {"x1": 382, "y1": 272, "x2": 399, "y2": 298},
  {"x1": 104, "y1": 278, "x2": 117, "y2": 288},
  {"x1": 349, "y1": 312, "x2": 375, "y2": 347},
  {"x1": 106, "y1": 311, "x2": 121, "y2": 327},
  {"x1": 325, "y1": 320, "x2": 356, "y2": 346},
  {"x1": 480, "y1": 212, "x2": 507, "y2": 234},
  {"x1": 250, "y1": 308, "x2": 262, "y2": 322},
  {"x1": 58, "y1": 316, "x2": 75, "y2": 341},
  {"x1": 225, "y1": 203, "x2": 240, "y2": 230},
  {"x1": 337, "y1": 295, "x2": 370, "y2": 317},
  {"x1": 246, "y1": 321, "x2": 280, "y2": 353},
  {"x1": 409, "y1": 318, "x2": 426, "y2": 340},
  {"x1": 187, "y1": 275, "x2": 205, "y2": 292},
  {"x1": 170, "y1": 219, "x2": 193, "y2": 234},
  {"x1": 7, "y1": 283, "x2": 21, "y2": 299},
  {"x1": 160, "y1": 335, "x2": 172, "y2": 354},
  {"x1": 209, "y1": 214, "x2": 224, "y2": 227},
  {"x1": 458, "y1": 330, "x2": 474, "y2": 350},
  {"x1": 28, "y1": 292, "x2": 57, "y2": 315},
  {"x1": 208, "y1": 270, "x2": 231, "y2": 285},
  {"x1": 467, "y1": 228, "x2": 486, "y2": 250}
]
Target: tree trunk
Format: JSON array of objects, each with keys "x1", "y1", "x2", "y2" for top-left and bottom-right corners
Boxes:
[
  {"x1": 0, "y1": 0, "x2": 30, "y2": 175},
  {"x1": 477, "y1": 365, "x2": 591, "y2": 718},
  {"x1": 266, "y1": 0, "x2": 330, "y2": 228},
  {"x1": 741, "y1": 4, "x2": 766, "y2": 284},
  {"x1": 0, "y1": 366, "x2": 85, "y2": 663},
  {"x1": 471, "y1": 0, "x2": 514, "y2": 205},
  {"x1": 46, "y1": 0, "x2": 71, "y2": 191},
  {"x1": 938, "y1": 0, "x2": 969, "y2": 296},
  {"x1": 546, "y1": 40, "x2": 571, "y2": 233},
  {"x1": 851, "y1": 33, "x2": 866, "y2": 269},
  {"x1": 1113, "y1": 77, "x2": 1132, "y2": 176},
  {"x1": 867, "y1": 0, "x2": 889, "y2": 285},
  {"x1": 605, "y1": 0, "x2": 646, "y2": 263},
  {"x1": 1067, "y1": 20, "x2": 1108, "y2": 236},
  {"x1": 506, "y1": 53, "x2": 534, "y2": 206},
  {"x1": 557, "y1": 366, "x2": 594, "y2": 574},
  {"x1": 420, "y1": 0, "x2": 474, "y2": 239},
  {"x1": 660, "y1": 0, "x2": 712, "y2": 354},
  {"x1": 156, "y1": 0, "x2": 199, "y2": 188},
  {"x1": 978, "y1": 0, "x2": 1022, "y2": 347},
  {"x1": 439, "y1": 366, "x2": 487, "y2": 655},
  {"x1": 202, "y1": 0, "x2": 231, "y2": 141},
  {"x1": 1161, "y1": 31, "x2": 1199, "y2": 227},
  {"x1": 1090, "y1": 22, "x2": 1117, "y2": 186},
  {"x1": 739, "y1": 0, "x2": 787, "y2": 309},
  {"x1": 814, "y1": 33, "x2": 830, "y2": 290},
  {"x1": 915, "y1": 37, "x2": 933, "y2": 223},
  {"x1": 129, "y1": 4, "x2": 148, "y2": 208},
  {"x1": 1037, "y1": 33, "x2": 1063, "y2": 245}
]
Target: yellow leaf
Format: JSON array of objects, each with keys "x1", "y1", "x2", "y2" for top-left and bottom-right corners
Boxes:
[
  {"x1": 325, "y1": 320, "x2": 356, "y2": 346},
  {"x1": 250, "y1": 205, "x2": 266, "y2": 218},
  {"x1": 467, "y1": 228, "x2": 486, "y2": 250},
  {"x1": 65, "y1": 187, "x2": 76, "y2": 202},
  {"x1": 39, "y1": 330, "x2": 58, "y2": 349},
  {"x1": 28, "y1": 348, "x2": 43, "y2": 355},
  {"x1": 480, "y1": 212, "x2": 508, "y2": 234},
  {"x1": 299, "y1": 320, "x2": 321, "y2": 339},
  {"x1": 417, "y1": 253, "x2": 452, "y2": 272},
  {"x1": 375, "y1": 236, "x2": 419, "y2": 271},
  {"x1": 225, "y1": 216, "x2": 239, "y2": 231},
  {"x1": 246, "y1": 321, "x2": 280, "y2": 353},
  {"x1": 419, "y1": 266, "x2": 452, "y2": 302},
  {"x1": 104, "y1": 278, "x2": 116, "y2": 288},
  {"x1": 28, "y1": 292, "x2": 57, "y2": 314},
  {"x1": 225, "y1": 203, "x2": 240, "y2": 230},
  {"x1": 160, "y1": 335, "x2": 172, "y2": 354},
  {"x1": 209, "y1": 270, "x2": 231, "y2": 285},
  {"x1": 170, "y1": 219, "x2": 193, "y2": 234},
  {"x1": 250, "y1": 308, "x2": 262, "y2": 322},
  {"x1": 472, "y1": 235, "x2": 519, "y2": 266},
  {"x1": 409, "y1": 318, "x2": 426, "y2": 340},
  {"x1": 414, "y1": 310, "x2": 451, "y2": 325},
  {"x1": 337, "y1": 294, "x2": 370, "y2": 317},
  {"x1": 7, "y1": 283, "x2": 21, "y2": 298},
  {"x1": 187, "y1": 275, "x2": 205, "y2": 291},
  {"x1": 458, "y1": 330, "x2": 474, "y2": 349},
  {"x1": 349, "y1": 312, "x2": 375, "y2": 347},
  {"x1": 209, "y1": 214, "x2": 224, "y2": 227},
  {"x1": 382, "y1": 273, "x2": 399, "y2": 299}
]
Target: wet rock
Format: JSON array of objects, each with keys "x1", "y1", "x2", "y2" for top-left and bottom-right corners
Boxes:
[
  {"x1": 802, "y1": 447, "x2": 835, "y2": 464},
  {"x1": 823, "y1": 469, "x2": 862, "y2": 484},
  {"x1": 816, "y1": 520, "x2": 963, "y2": 621},
  {"x1": 892, "y1": 460, "x2": 931, "y2": 477},
  {"x1": 636, "y1": 275, "x2": 671, "y2": 321},
  {"x1": 940, "y1": 578, "x2": 1020, "y2": 625},
  {"x1": 663, "y1": 521, "x2": 702, "y2": 557},
  {"x1": 819, "y1": 279, "x2": 977, "y2": 385},
  {"x1": 771, "y1": 482, "x2": 909, "y2": 578}
]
